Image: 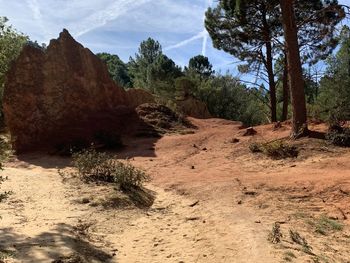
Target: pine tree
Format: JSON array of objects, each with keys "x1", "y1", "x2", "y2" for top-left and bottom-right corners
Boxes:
[
  {"x1": 205, "y1": 0, "x2": 281, "y2": 122},
  {"x1": 206, "y1": 0, "x2": 344, "y2": 137}
]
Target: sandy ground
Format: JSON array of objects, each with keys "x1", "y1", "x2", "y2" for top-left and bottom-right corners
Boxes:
[{"x1": 1, "y1": 118, "x2": 350, "y2": 262}]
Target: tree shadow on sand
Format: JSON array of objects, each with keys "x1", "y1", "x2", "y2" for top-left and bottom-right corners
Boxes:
[
  {"x1": 0, "y1": 223, "x2": 114, "y2": 262},
  {"x1": 15, "y1": 120, "x2": 196, "y2": 169}
]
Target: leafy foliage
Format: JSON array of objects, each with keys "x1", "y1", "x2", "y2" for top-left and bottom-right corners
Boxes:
[
  {"x1": 295, "y1": 0, "x2": 344, "y2": 65},
  {"x1": 307, "y1": 215, "x2": 344, "y2": 235},
  {"x1": 186, "y1": 55, "x2": 214, "y2": 78},
  {"x1": 96, "y1": 53, "x2": 131, "y2": 87},
  {"x1": 128, "y1": 38, "x2": 182, "y2": 95},
  {"x1": 249, "y1": 140, "x2": 299, "y2": 159},
  {"x1": 326, "y1": 126, "x2": 350, "y2": 147},
  {"x1": 205, "y1": 0, "x2": 281, "y2": 121},
  {"x1": 205, "y1": 1, "x2": 281, "y2": 68},
  {"x1": 175, "y1": 77, "x2": 196, "y2": 100},
  {"x1": 205, "y1": 0, "x2": 344, "y2": 125},
  {"x1": 317, "y1": 26, "x2": 350, "y2": 124},
  {"x1": 0, "y1": 137, "x2": 12, "y2": 204},
  {"x1": 71, "y1": 149, "x2": 150, "y2": 188},
  {"x1": 0, "y1": 17, "x2": 28, "y2": 121},
  {"x1": 193, "y1": 74, "x2": 267, "y2": 126}
]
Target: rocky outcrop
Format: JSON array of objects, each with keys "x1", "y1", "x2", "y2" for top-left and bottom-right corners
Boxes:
[
  {"x1": 126, "y1": 88, "x2": 154, "y2": 108},
  {"x1": 3, "y1": 29, "x2": 154, "y2": 152},
  {"x1": 176, "y1": 96, "x2": 211, "y2": 119}
]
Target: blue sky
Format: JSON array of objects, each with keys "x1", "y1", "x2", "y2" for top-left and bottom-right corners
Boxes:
[
  {"x1": 1, "y1": 0, "x2": 349, "y2": 75},
  {"x1": 0, "y1": 0, "x2": 235, "y2": 72}
]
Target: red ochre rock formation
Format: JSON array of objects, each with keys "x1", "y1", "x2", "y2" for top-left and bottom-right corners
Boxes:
[{"x1": 3, "y1": 29, "x2": 154, "y2": 152}]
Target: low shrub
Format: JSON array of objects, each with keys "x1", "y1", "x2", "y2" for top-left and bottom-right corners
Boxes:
[
  {"x1": 307, "y1": 215, "x2": 344, "y2": 235},
  {"x1": 249, "y1": 140, "x2": 299, "y2": 159},
  {"x1": 268, "y1": 222, "x2": 282, "y2": 244},
  {"x1": 326, "y1": 126, "x2": 350, "y2": 147},
  {"x1": 0, "y1": 137, "x2": 12, "y2": 204},
  {"x1": 71, "y1": 149, "x2": 150, "y2": 188},
  {"x1": 249, "y1": 142, "x2": 261, "y2": 153},
  {"x1": 0, "y1": 137, "x2": 12, "y2": 167},
  {"x1": 289, "y1": 229, "x2": 313, "y2": 255}
]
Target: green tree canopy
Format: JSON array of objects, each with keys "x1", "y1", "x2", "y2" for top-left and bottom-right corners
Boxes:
[
  {"x1": 96, "y1": 53, "x2": 131, "y2": 88},
  {"x1": 197, "y1": 74, "x2": 267, "y2": 126},
  {"x1": 187, "y1": 55, "x2": 214, "y2": 78},
  {"x1": 205, "y1": 0, "x2": 281, "y2": 122},
  {"x1": 129, "y1": 38, "x2": 182, "y2": 95},
  {"x1": 0, "y1": 17, "x2": 28, "y2": 91},
  {"x1": 0, "y1": 17, "x2": 28, "y2": 122},
  {"x1": 205, "y1": 0, "x2": 344, "y2": 133},
  {"x1": 317, "y1": 25, "x2": 350, "y2": 124}
]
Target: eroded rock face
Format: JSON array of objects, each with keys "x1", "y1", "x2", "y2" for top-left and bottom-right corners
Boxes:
[{"x1": 3, "y1": 29, "x2": 153, "y2": 152}]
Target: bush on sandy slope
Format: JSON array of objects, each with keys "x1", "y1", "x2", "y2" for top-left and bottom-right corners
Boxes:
[
  {"x1": 136, "y1": 103, "x2": 195, "y2": 133},
  {"x1": 249, "y1": 140, "x2": 299, "y2": 159},
  {"x1": 0, "y1": 137, "x2": 12, "y2": 204},
  {"x1": 326, "y1": 126, "x2": 350, "y2": 147},
  {"x1": 71, "y1": 149, "x2": 150, "y2": 188}
]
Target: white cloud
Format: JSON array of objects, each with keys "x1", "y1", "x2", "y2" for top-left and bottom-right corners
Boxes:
[
  {"x1": 25, "y1": 0, "x2": 49, "y2": 40},
  {"x1": 26, "y1": 0, "x2": 41, "y2": 21},
  {"x1": 164, "y1": 31, "x2": 206, "y2": 51}
]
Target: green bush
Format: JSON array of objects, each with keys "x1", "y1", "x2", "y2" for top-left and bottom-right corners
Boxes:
[
  {"x1": 326, "y1": 127, "x2": 350, "y2": 147},
  {"x1": 71, "y1": 149, "x2": 150, "y2": 188},
  {"x1": 175, "y1": 77, "x2": 195, "y2": 99},
  {"x1": 316, "y1": 26, "x2": 350, "y2": 124},
  {"x1": 0, "y1": 137, "x2": 12, "y2": 206},
  {"x1": 307, "y1": 215, "x2": 344, "y2": 235},
  {"x1": 249, "y1": 142, "x2": 262, "y2": 153},
  {"x1": 249, "y1": 140, "x2": 299, "y2": 159}
]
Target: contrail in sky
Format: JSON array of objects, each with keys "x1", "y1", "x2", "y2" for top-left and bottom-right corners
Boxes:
[
  {"x1": 75, "y1": 0, "x2": 152, "y2": 37},
  {"x1": 165, "y1": 0, "x2": 213, "y2": 56},
  {"x1": 201, "y1": 0, "x2": 213, "y2": 56},
  {"x1": 164, "y1": 31, "x2": 206, "y2": 51}
]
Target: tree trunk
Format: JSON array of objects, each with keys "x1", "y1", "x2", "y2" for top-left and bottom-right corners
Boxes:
[
  {"x1": 266, "y1": 42, "x2": 277, "y2": 123},
  {"x1": 280, "y1": 0, "x2": 308, "y2": 138},
  {"x1": 282, "y1": 56, "x2": 289, "y2": 121},
  {"x1": 262, "y1": 6, "x2": 277, "y2": 123}
]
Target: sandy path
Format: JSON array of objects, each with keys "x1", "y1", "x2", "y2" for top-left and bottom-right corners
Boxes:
[
  {"x1": 0, "y1": 164, "x2": 91, "y2": 262},
  {"x1": 0, "y1": 160, "x2": 278, "y2": 262},
  {"x1": 1, "y1": 118, "x2": 349, "y2": 262},
  {"x1": 113, "y1": 186, "x2": 276, "y2": 263}
]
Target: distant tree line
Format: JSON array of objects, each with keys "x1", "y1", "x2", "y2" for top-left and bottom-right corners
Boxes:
[{"x1": 96, "y1": 38, "x2": 268, "y2": 126}]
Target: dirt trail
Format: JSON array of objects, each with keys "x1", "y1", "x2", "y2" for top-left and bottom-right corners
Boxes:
[
  {"x1": 0, "y1": 164, "x2": 90, "y2": 262},
  {"x1": 0, "y1": 164, "x2": 276, "y2": 262},
  {"x1": 1, "y1": 118, "x2": 350, "y2": 262}
]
